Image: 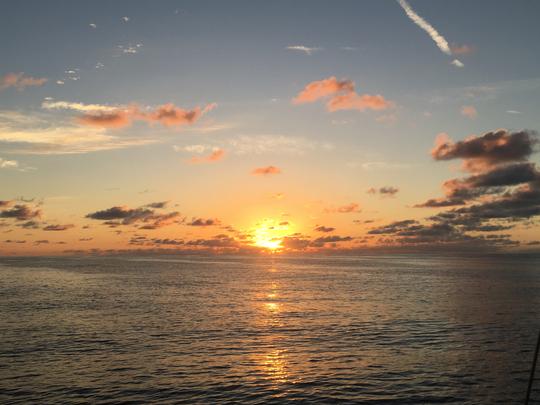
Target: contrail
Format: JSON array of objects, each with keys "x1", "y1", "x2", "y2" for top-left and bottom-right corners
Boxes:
[{"x1": 397, "y1": 0, "x2": 451, "y2": 56}]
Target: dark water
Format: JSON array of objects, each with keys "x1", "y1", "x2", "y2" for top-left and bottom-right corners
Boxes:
[{"x1": 1, "y1": 254, "x2": 540, "y2": 404}]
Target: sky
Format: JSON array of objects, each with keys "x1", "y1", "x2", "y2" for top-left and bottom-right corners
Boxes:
[{"x1": 1, "y1": 0, "x2": 540, "y2": 255}]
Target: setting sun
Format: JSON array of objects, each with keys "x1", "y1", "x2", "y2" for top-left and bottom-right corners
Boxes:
[{"x1": 251, "y1": 219, "x2": 290, "y2": 251}]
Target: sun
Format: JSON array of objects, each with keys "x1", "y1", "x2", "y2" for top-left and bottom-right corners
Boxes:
[{"x1": 252, "y1": 219, "x2": 289, "y2": 251}]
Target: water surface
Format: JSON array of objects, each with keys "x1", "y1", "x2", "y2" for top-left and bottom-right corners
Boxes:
[{"x1": 1, "y1": 254, "x2": 539, "y2": 403}]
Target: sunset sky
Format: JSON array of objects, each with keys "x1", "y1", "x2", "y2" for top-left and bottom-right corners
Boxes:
[{"x1": 1, "y1": 0, "x2": 540, "y2": 255}]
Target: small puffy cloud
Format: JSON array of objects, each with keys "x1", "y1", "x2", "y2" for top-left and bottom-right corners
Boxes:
[
  {"x1": 315, "y1": 225, "x2": 335, "y2": 233},
  {"x1": 77, "y1": 110, "x2": 132, "y2": 128},
  {"x1": 367, "y1": 186, "x2": 399, "y2": 197},
  {"x1": 43, "y1": 224, "x2": 75, "y2": 231},
  {"x1": 187, "y1": 217, "x2": 221, "y2": 226},
  {"x1": 189, "y1": 148, "x2": 225, "y2": 164},
  {"x1": 0, "y1": 158, "x2": 18, "y2": 169},
  {"x1": 292, "y1": 76, "x2": 354, "y2": 104},
  {"x1": 450, "y1": 44, "x2": 475, "y2": 55},
  {"x1": 286, "y1": 45, "x2": 322, "y2": 55},
  {"x1": 451, "y1": 59, "x2": 465, "y2": 68},
  {"x1": 293, "y1": 76, "x2": 393, "y2": 113},
  {"x1": 327, "y1": 93, "x2": 393, "y2": 112},
  {"x1": 324, "y1": 202, "x2": 361, "y2": 214},
  {"x1": 252, "y1": 166, "x2": 281, "y2": 176},
  {"x1": 461, "y1": 105, "x2": 477, "y2": 119},
  {"x1": 0, "y1": 72, "x2": 47, "y2": 91},
  {"x1": 89, "y1": 23, "x2": 97, "y2": 28},
  {"x1": 122, "y1": 16, "x2": 130, "y2": 22}
]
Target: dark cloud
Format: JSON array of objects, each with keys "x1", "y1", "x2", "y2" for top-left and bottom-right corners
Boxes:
[
  {"x1": 18, "y1": 220, "x2": 41, "y2": 229},
  {"x1": 311, "y1": 235, "x2": 353, "y2": 247},
  {"x1": 187, "y1": 217, "x2": 221, "y2": 226},
  {"x1": 431, "y1": 130, "x2": 537, "y2": 172},
  {"x1": 186, "y1": 234, "x2": 239, "y2": 248},
  {"x1": 315, "y1": 225, "x2": 335, "y2": 232},
  {"x1": 367, "y1": 186, "x2": 399, "y2": 197},
  {"x1": 86, "y1": 204, "x2": 180, "y2": 229},
  {"x1": 0, "y1": 204, "x2": 41, "y2": 221},
  {"x1": 144, "y1": 201, "x2": 168, "y2": 209},
  {"x1": 43, "y1": 224, "x2": 75, "y2": 231}
]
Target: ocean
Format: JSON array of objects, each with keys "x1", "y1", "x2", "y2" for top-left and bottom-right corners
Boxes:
[{"x1": 1, "y1": 254, "x2": 539, "y2": 404}]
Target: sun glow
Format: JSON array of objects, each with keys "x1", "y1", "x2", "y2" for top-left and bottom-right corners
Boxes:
[{"x1": 252, "y1": 219, "x2": 289, "y2": 251}]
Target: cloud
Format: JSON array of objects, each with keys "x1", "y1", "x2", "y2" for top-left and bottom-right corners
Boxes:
[
  {"x1": 286, "y1": 45, "x2": 322, "y2": 55},
  {"x1": 367, "y1": 186, "x2": 399, "y2": 197},
  {"x1": 311, "y1": 235, "x2": 353, "y2": 247},
  {"x1": 252, "y1": 166, "x2": 281, "y2": 176},
  {"x1": 0, "y1": 109, "x2": 159, "y2": 154},
  {"x1": 461, "y1": 105, "x2": 477, "y2": 119},
  {"x1": 431, "y1": 130, "x2": 537, "y2": 172},
  {"x1": 122, "y1": 16, "x2": 130, "y2": 22},
  {"x1": 77, "y1": 111, "x2": 132, "y2": 128},
  {"x1": 451, "y1": 59, "x2": 464, "y2": 68},
  {"x1": 324, "y1": 202, "x2": 361, "y2": 214},
  {"x1": 86, "y1": 204, "x2": 181, "y2": 229},
  {"x1": 412, "y1": 128, "x2": 540, "y2": 246},
  {"x1": 189, "y1": 148, "x2": 225, "y2": 164},
  {"x1": 450, "y1": 44, "x2": 475, "y2": 55},
  {"x1": 187, "y1": 218, "x2": 221, "y2": 226},
  {"x1": 292, "y1": 77, "x2": 354, "y2": 104},
  {"x1": 327, "y1": 93, "x2": 393, "y2": 112},
  {"x1": 0, "y1": 158, "x2": 18, "y2": 169},
  {"x1": 397, "y1": 0, "x2": 451, "y2": 55},
  {"x1": 292, "y1": 76, "x2": 393, "y2": 113},
  {"x1": 0, "y1": 72, "x2": 47, "y2": 91},
  {"x1": 89, "y1": 23, "x2": 97, "y2": 28},
  {"x1": 315, "y1": 225, "x2": 335, "y2": 233},
  {"x1": 0, "y1": 204, "x2": 41, "y2": 221},
  {"x1": 144, "y1": 201, "x2": 168, "y2": 209},
  {"x1": 43, "y1": 224, "x2": 75, "y2": 231},
  {"x1": 42, "y1": 100, "x2": 117, "y2": 113},
  {"x1": 506, "y1": 110, "x2": 522, "y2": 115},
  {"x1": 77, "y1": 103, "x2": 215, "y2": 129}
]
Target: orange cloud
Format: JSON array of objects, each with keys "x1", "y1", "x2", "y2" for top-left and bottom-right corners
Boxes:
[
  {"x1": 461, "y1": 105, "x2": 477, "y2": 119},
  {"x1": 324, "y1": 202, "x2": 361, "y2": 214},
  {"x1": 252, "y1": 166, "x2": 281, "y2": 176},
  {"x1": 327, "y1": 93, "x2": 393, "y2": 112},
  {"x1": 77, "y1": 111, "x2": 132, "y2": 128},
  {"x1": 292, "y1": 76, "x2": 393, "y2": 113},
  {"x1": 292, "y1": 76, "x2": 354, "y2": 104},
  {"x1": 0, "y1": 72, "x2": 47, "y2": 91},
  {"x1": 77, "y1": 103, "x2": 215, "y2": 129},
  {"x1": 189, "y1": 149, "x2": 225, "y2": 164},
  {"x1": 450, "y1": 44, "x2": 475, "y2": 55}
]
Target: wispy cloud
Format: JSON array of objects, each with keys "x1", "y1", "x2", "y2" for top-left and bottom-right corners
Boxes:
[
  {"x1": 252, "y1": 166, "x2": 281, "y2": 176},
  {"x1": 0, "y1": 110, "x2": 156, "y2": 154},
  {"x1": 397, "y1": 0, "x2": 451, "y2": 55},
  {"x1": 397, "y1": 0, "x2": 465, "y2": 67},
  {"x1": 0, "y1": 158, "x2": 18, "y2": 169},
  {"x1": 461, "y1": 105, "x2": 477, "y2": 119},
  {"x1": 42, "y1": 100, "x2": 117, "y2": 113},
  {"x1": 189, "y1": 148, "x2": 225, "y2": 164},
  {"x1": 286, "y1": 45, "x2": 322, "y2": 55},
  {"x1": 0, "y1": 72, "x2": 47, "y2": 91}
]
